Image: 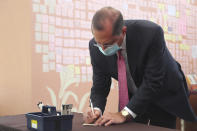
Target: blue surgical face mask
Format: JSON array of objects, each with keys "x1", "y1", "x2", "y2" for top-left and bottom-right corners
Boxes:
[{"x1": 95, "y1": 43, "x2": 121, "y2": 56}]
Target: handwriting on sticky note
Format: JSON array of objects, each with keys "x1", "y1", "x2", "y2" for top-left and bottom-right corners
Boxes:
[{"x1": 82, "y1": 123, "x2": 97, "y2": 126}]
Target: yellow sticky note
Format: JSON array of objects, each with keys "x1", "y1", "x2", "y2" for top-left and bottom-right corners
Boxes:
[
  {"x1": 172, "y1": 35, "x2": 176, "y2": 42},
  {"x1": 163, "y1": 25, "x2": 168, "y2": 32},
  {"x1": 150, "y1": 17, "x2": 155, "y2": 22},
  {"x1": 75, "y1": 66, "x2": 80, "y2": 75},
  {"x1": 163, "y1": 14, "x2": 167, "y2": 21},
  {"x1": 164, "y1": 34, "x2": 169, "y2": 41},
  {"x1": 186, "y1": 10, "x2": 190, "y2": 15},
  {"x1": 161, "y1": 4, "x2": 165, "y2": 10},
  {"x1": 158, "y1": 3, "x2": 165, "y2": 10},
  {"x1": 169, "y1": 34, "x2": 173, "y2": 41},
  {"x1": 179, "y1": 44, "x2": 190, "y2": 50},
  {"x1": 158, "y1": 3, "x2": 162, "y2": 9},
  {"x1": 67, "y1": 64, "x2": 75, "y2": 77},
  {"x1": 165, "y1": 34, "x2": 172, "y2": 41},
  {"x1": 31, "y1": 120, "x2": 38, "y2": 129},
  {"x1": 178, "y1": 35, "x2": 182, "y2": 41},
  {"x1": 86, "y1": 57, "x2": 91, "y2": 65},
  {"x1": 176, "y1": 11, "x2": 179, "y2": 18}
]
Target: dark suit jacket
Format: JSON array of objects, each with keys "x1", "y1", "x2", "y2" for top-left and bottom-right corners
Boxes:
[{"x1": 89, "y1": 20, "x2": 197, "y2": 121}]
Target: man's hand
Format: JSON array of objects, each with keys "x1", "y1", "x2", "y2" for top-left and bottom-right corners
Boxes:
[
  {"x1": 95, "y1": 112, "x2": 127, "y2": 126},
  {"x1": 83, "y1": 107, "x2": 101, "y2": 124}
]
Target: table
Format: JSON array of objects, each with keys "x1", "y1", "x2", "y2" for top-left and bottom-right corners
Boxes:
[{"x1": 0, "y1": 113, "x2": 179, "y2": 131}]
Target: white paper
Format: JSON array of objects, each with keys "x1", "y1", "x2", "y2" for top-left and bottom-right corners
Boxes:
[
  {"x1": 35, "y1": 44, "x2": 42, "y2": 53},
  {"x1": 48, "y1": 52, "x2": 54, "y2": 60},
  {"x1": 168, "y1": 5, "x2": 176, "y2": 16},
  {"x1": 40, "y1": 5, "x2": 47, "y2": 14},
  {"x1": 42, "y1": 33, "x2": 49, "y2": 41},
  {"x1": 35, "y1": 23, "x2": 41, "y2": 32},
  {"x1": 42, "y1": 45, "x2": 49, "y2": 53},
  {"x1": 43, "y1": 64, "x2": 49, "y2": 72},
  {"x1": 35, "y1": 32, "x2": 42, "y2": 41},
  {"x1": 82, "y1": 123, "x2": 97, "y2": 126},
  {"x1": 43, "y1": 55, "x2": 49, "y2": 63},
  {"x1": 33, "y1": 4, "x2": 39, "y2": 13},
  {"x1": 36, "y1": 14, "x2": 42, "y2": 23},
  {"x1": 49, "y1": 62, "x2": 55, "y2": 70}
]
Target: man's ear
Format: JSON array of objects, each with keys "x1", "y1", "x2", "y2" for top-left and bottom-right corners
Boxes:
[{"x1": 122, "y1": 26, "x2": 127, "y2": 34}]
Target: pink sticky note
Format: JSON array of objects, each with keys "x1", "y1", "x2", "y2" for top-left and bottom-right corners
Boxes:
[
  {"x1": 68, "y1": 57, "x2": 73, "y2": 64},
  {"x1": 85, "y1": 50, "x2": 89, "y2": 56},
  {"x1": 87, "y1": 66, "x2": 92, "y2": 74},
  {"x1": 62, "y1": 8, "x2": 67, "y2": 16},
  {"x1": 49, "y1": 34, "x2": 55, "y2": 42},
  {"x1": 68, "y1": 48, "x2": 74, "y2": 56},
  {"x1": 81, "y1": 11, "x2": 85, "y2": 19},
  {"x1": 75, "y1": 30, "x2": 80, "y2": 37},
  {"x1": 56, "y1": 17, "x2": 62, "y2": 26},
  {"x1": 64, "y1": 39, "x2": 68, "y2": 47},
  {"x1": 42, "y1": 24, "x2": 48, "y2": 32},
  {"x1": 49, "y1": 43, "x2": 55, "y2": 51},
  {"x1": 178, "y1": 17, "x2": 187, "y2": 35},
  {"x1": 69, "y1": 30, "x2": 75, "y2": 38},
  {"x1": 55, "y1": 38, "x2": 63, "y2": 46},
  {"x1": 62, "y1": 19, "x2": 67, "y2": 27},
  {"x1": 69, "y1": 20, "x2": 73, "y2": 27},
  {"x1": 55, "y1": 47, "x2": 63, "y2": 55},
  {"x1": 63, "y1": 57, "x2": 73, "y2": 64},
  {"x1": 68, "y1": 10, "x2": 73, "y2": 18},
  {"x1": 80, "y1": 57, "x2": 85, "y2": 64},
  {"x1": 63, "y1": 49, "x2": 68, "y2": 56},
  {"x1": 81, "y1": 66, "x2": 86, "y2": 74},
  {"x1": 75, "y1": 10, "x2": 80, "y2": 18},
  {"x1": 64, "y1": 29, "x2": 69, "y2": 37},
  {"x1": 56, "y1": 55, "x2": 62, "y2": 63},
  {"x1": 63, "y1": 57, "x2": 67, "y2": 64},
  {"x1": 81, "y1": 49, "x2": 86, "y2": 56},
  {"x1": 42, "y1": 15, "x2": 48, "y2": 23},
  {"x1": 74, "y1": 49, "x2": 78, "y2": 56},
  {"x1": 57, "y1": 0, "x2": 62, "y2": 4},
  {"x1": 56, "y1": 6, "x2": 61, "y2": 16},
  {"x1": 74, "y1": 57, "x2": 79, "y2": 64},
  {"x1": 69, "y1": 40, "x2": 75, "y2": 47},
  {"x1": 49, "y1": 16, "x2": 55, "y2": 24},
  {"x1": 55, "y1": 28, "x2": 63, "y2": 37},
  {"x1": 56, "y1": 64, "x2": 62, "y2": 72}
]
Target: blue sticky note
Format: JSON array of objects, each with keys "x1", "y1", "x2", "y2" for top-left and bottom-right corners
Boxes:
[{"x1": 168, "y1": 5, "x2": 176, "y2": 16}]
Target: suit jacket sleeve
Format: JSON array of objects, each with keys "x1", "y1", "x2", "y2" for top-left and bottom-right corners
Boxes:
[
  {"x1": 127, "y1": 26, "x2": 166, "y2": 115},
  {"x1": 89, "y1": 39, "x2": 112, "y2": 113}
]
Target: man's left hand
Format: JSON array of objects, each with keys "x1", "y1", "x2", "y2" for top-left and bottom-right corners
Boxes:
[{"x1": 95, "y1": 112, "x2": 127, "y2": 126}]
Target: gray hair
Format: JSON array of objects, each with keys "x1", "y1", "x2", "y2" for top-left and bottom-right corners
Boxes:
[{"x1": 91, "y1": 7, "x2": 124, "y2": 36}]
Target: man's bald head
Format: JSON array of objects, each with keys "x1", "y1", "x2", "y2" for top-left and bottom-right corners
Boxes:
[{"x1": 91, "y1": 7, "x2": 124, "y2": 36}]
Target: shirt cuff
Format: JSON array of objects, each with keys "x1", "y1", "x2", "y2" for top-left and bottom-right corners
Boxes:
[
  {"x1": 93, "y1": 107, "x2": 103, "y2": 116},
  {"x1": 124, "y1": 106, "x2": 137, "y2": 118}
]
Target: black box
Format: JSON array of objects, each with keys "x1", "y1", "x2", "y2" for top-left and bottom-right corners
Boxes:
[{"x1": 25, "y1": 112, "x2": 73, "y2": 131}]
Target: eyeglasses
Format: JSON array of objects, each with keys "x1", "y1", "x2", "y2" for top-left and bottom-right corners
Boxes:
[
  {"x1": 94, "y1": 42, "x2": 114, "y2": 49},
  {"x1": 94, "y1": 38, "x2": 119, "y2": 49}
]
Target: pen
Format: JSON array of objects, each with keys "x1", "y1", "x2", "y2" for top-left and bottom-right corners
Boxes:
[{"x1": 90, "y1": 99, "x2": 95, "y2": 115}]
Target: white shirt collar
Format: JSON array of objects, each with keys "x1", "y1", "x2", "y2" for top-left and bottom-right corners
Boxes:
[{"x1": 120, "y1": 35, "x2": 126, "y2": 50}]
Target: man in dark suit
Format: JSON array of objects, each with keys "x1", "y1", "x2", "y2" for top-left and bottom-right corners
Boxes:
[{"x1": 83, "y1": 7, "x2": 196, "y2": 129}]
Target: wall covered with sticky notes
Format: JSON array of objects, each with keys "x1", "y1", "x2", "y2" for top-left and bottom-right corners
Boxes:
[{"x1": 31, "y1": 0, "x2": 197, "y2": 113}]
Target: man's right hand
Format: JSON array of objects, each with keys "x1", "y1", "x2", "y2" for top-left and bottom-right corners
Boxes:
[{"x1": 83, "y1": 107, "x2": 101, "y2": 124}]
